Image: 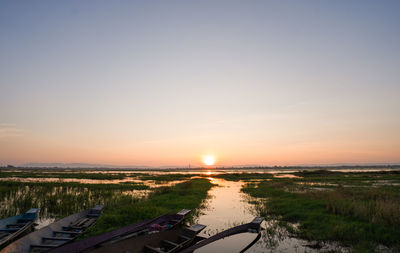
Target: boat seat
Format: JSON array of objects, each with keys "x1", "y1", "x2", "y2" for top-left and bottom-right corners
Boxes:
[
  {"x1": 70, "y1": 217, "x2": 89, "y2": 227},
  {"x1": 178, "y1": 235, "x2": 191, "y2": 242},
  {"x1": 53, "y1": 230, "x2": 81, "y2": 235},
  {"x1": 160, "y1": 240, "x2": 181, "y2": 252},
  {"x1": 30, "y1": 244, "x2": 58, "y2": 248},
  {"x1": 78, "y1": 218, "x2": 97, "y2": 228},
  {"x1": 83, "y1": 218, "x2": 97, "y2": 227},
  {"x1": 162, "y1": 240, "x2": 179, "y2": 247},
  {"x1": 62, "y1": 226, "x2": 83, "y2": 231},
  {"x1": 86, "y1": 213, "x2": 101, "y2": 218},
  {"x1": 144, "y1": 245, "x2": 166, "y2": 253},
  {"x1": 42, "y1": 236, "x2": 72, "y2": 241}
]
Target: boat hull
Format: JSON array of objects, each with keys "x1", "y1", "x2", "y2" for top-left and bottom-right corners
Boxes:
[
  {"x1": 48, "y1": 209, "x2": 191, "y2": 253},
  {"x1": 0, "y1": 209, "x2": 40, "y2": 249},
  {"x1": 2, "y1": 206, "x2": 103, "y2": 253},
  {"x1": 86, "y1": 223, "x2": 206, "y2": 253}
]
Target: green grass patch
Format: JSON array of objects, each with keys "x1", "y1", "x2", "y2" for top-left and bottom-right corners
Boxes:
[
  {"x1": 83, "y1": 178, "x2": 214, "y2": 237},
  {"x1": 243, "y1": 181, "x2": 400, "y2": 252},
  {"x1": 0, "y1": 181, "x2": 149, "y2": 219}
]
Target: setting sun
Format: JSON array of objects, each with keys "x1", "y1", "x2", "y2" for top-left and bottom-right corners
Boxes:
[{"x1": 203, "y1": 155, "x2": 216, "y2": 166}]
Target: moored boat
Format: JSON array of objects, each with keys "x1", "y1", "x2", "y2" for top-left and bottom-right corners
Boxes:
[
  {"x1": 179, "y1": 217, "x2": 264, "y2": 253},
  {"x1": 0, "y1": 208, "x2": 40, "y2": 249},
  {"x1": 2, "y1": 205, "x2": 103, "y2": 253},
  {"x1": 85, "y1": 223, "x2": 207, "y2": 253},
  {"x1": 49, "y1": 209, "x2": 191, "y2": 253}
]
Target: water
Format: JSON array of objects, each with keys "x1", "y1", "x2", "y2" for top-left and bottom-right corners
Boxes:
[
  {"x1": 194, "y1": 178, "x2": 348, "y2": 253},
  {"x1": 0, "y1": 177, "x2": 186, "y2": 187},
  {"x1": 194, "y1": 178, "x2": 259, "y2": 252}
]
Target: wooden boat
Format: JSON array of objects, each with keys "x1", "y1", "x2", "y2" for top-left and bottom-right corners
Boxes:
[
  {"x1": 85, "y1": 223, "x2": 207, "y2": 253},
  {"x1": 0, "y1": 208, "x2": 40, "y2": 249},
  {"x1": 48, "y1": 209, "x2": 191, "y2": 253},
  {"x1": 84, "y1": 217, "x2": 263, "y2": 253},
  {"x1": 179, "y1": 217, "x2": 264, "y2": 253},
  {"x1": 2, "y1": 205, "x2": 103, "y2": 253}
]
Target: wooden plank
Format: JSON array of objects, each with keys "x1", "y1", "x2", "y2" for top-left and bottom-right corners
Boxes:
[
  {"x1": 53, "y1": 230, "x2": 80, "y2": 235},
  {"x1": 42, "y1": 237, "x2": 71, "y2": 241},
  {"x1": 162, "y1": 240, "x2": 179, "y2": 247},
  {"x1": 62, "y1": 226, "x2": 83, "y2": 231},
  {"x1": 187, "y1": 224, "x2": 206, "y2": 233},
  {"x1": 176, "y1": 209, "x2": 191, "y2": 216},
  {"x1": 179, "y1": 235, "x2": 191, "y2": 241},
  {"x1": 30, "y1": 244, "x2": 58, "y2": 248},
  {"x1": 251, "y1": 217, "x2": 264, "y2": 225},
  {"x1": 144, "y1": 245, "x2": 166, "y2": 253}
]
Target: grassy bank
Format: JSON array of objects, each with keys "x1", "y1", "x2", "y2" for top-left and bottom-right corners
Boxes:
[
  {"x1": 83, "y1": 178, "x2": 214, "y2": 236},
  {"x1": 0, "y1": 181, "x2": 148, "y2": 219},
  {"x1": 242, "y1": 172, "x2": 400, "y2": 252}
]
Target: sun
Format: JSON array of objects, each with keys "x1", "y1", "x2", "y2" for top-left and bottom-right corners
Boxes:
[{"x1": 203, "y1": 155, "x2": 216, "y2": 166}]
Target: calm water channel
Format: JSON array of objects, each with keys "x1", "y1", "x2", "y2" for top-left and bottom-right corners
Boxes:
[{"x1": 194, "y1": 178, "x2": 348, "y2": 253}]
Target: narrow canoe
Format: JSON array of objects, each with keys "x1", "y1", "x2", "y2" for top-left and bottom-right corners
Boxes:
[
  {"x1": 0, "y1": 208, "x2": 40, "y2": 249},
  {"x1": 85, "y1": 223, "x2": 207, "y2": 253},
  {"x1": 49, "y1": 209, "x2": 191, "y2": 253},
  {"x1": 179, "y1": 217, "x2": 264, "y2": 253},
  {"x1": 2, "y1": 205, "x2": 104, "y2": 253}
]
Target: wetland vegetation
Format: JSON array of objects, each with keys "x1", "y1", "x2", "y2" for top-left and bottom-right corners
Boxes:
[
  {"x1": 239, "y1": 170, "x2": 400, "y2": 252},
  {"x1": 0, "y1": 180, "x2": 149, "y2": 219},
  {"x1": 0, "y1": 168, "x2": 399, "y2": 252},
  {"x1": 0, "y1": 170, "x2": 214, "y2": 239},
  {"x1": 84, "y1": 178, "x2": 213, "y2": 237}
]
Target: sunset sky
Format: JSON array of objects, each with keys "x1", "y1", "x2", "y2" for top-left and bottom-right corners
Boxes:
[{"x1": 1, "y1": 1, "x2": 399, "y2": 167}]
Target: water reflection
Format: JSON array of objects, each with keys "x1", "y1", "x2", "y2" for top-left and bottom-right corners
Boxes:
[
  {"x1": 273, "y1": 174, "x2": 302, "y2": 179},
  {"x1": 195, "y1": 178, "x2": 349, "y2": 252},
  {"x1": 0, "y1": 177, "x2": 185, "y2": 188}
]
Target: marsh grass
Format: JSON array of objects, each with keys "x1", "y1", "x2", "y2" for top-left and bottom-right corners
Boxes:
[
  {"x1": 313, "y1": 186, "x2": 400, "y2": 228},
  {"x1": 242, "y1": 172, "x2": 400, "y2": 252},
  {"x1": 0, "y1": 181, "x2": 148, "y2": 219},
  {"x1": 83, "y1": 178, "x2": 214, "y2": 237}
]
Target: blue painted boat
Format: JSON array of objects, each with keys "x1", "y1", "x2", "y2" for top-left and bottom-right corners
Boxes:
[
  {"x1": 0, "y1": 208, "x2": 40, "y2": 249},
  {"x1": 2, "y1": 205, "x2": 103, "y2": 253}
]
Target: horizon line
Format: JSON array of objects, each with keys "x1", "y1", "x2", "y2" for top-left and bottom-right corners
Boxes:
[{"x1": 2, "y1": 162, "x2": 400, "y2": 169}]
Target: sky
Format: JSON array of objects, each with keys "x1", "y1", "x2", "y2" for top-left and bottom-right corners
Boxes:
[{"x1": 1, "y1": 1, "x2": 399, "y2": 167}]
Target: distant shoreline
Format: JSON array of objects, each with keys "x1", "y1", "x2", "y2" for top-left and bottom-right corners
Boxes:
[{"x1": 1, "y1": 165, "x2": 400, "y2": 171}]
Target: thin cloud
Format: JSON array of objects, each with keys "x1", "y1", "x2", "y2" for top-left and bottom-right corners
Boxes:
[{"x1": 0, "y1": 124, "x2": 24, "y2": 138}]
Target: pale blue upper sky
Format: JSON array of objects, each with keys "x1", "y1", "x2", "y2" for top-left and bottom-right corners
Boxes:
[{"x1": 1, "y1": 1, "x2": 399, "y2": 166}]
